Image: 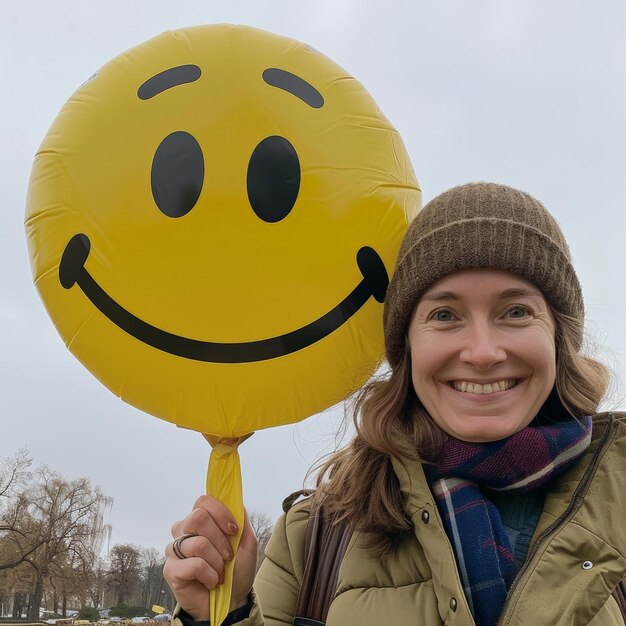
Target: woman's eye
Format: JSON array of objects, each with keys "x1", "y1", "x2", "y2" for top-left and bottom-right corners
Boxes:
[
  {"x1": 432, "y1": 309, "x2": 455, "y2": 322},
  {"x1": 508, "y1": 306, "x2": 529, "y2": 319}
]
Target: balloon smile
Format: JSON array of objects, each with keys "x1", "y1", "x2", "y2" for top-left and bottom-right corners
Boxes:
[{"x1": 59, "y1": 234, "x2": 389, "y2": 363}]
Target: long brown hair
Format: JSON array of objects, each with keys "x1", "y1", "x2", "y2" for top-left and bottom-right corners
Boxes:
[{"x1": 312, "y1": 307, "x2": 610, "y2": 554}]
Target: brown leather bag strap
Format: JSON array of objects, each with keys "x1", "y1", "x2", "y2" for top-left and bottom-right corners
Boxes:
[
  {"x1": 293, "y1": 506, "x2": 351, "y2": 626},
  {"x1": 612, "y1": 576, "x2": 626, "y2": 623}
]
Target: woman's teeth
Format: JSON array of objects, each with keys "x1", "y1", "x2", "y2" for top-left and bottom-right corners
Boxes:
[{"x1": 450, "y1": 379, "x2": 518, "y2": 394}]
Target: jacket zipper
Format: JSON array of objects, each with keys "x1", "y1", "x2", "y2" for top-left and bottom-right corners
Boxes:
[{"x1": 496, "y1": 413, "x2": 616, "y2": 625}]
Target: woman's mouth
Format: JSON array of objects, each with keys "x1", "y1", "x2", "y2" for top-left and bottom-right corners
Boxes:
[{"x1": 448, "y1": 379, "x2": 520, "y2": 395}]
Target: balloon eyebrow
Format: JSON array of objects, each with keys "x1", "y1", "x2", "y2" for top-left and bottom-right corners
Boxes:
[
  {"x1": 137, "y1": 65, "x2": 202, "y2": 100},
  {"x1": 262, "y1": 68, "x2": 324, "y2": 108}
]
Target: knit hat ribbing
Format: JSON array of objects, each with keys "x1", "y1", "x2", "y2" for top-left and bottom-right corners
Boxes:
[{"x1": 383, "y1": 182, "x2": 584, "y2": 368}]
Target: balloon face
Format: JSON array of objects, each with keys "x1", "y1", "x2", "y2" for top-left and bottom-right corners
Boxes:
[{"x1": 26, "y1": 25, "x2": 420, "y2": 436}]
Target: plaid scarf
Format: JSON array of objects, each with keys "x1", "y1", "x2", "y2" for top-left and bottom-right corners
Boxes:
[{"x1": 425, "y1": 416, "x2": 592, "y2": 626}]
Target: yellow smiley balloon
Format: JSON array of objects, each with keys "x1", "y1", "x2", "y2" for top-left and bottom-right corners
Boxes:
[
  {"x1": 25, "y1": 25, "x2": 420, "y2": 622},
  {"x1": 26, "y1": 24, "x2": 420, "y2": 435}
]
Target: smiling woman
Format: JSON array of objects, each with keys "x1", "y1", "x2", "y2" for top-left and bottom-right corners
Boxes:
[{"x1": 163, "y1": 182, "x2": 626, "y2": 626}]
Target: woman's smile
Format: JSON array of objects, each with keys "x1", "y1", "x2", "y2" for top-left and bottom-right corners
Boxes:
[
  {"x1": 442, "y1": 376, "x2": 525, "y2": 404},
  {"x1": 448, "y1": 378, "x2": 519, "y2": 394}
]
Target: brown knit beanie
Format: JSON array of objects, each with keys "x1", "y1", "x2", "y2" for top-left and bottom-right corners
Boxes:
[{"x1": 384, "y1": 182, "x2": 584, "y2": 368}]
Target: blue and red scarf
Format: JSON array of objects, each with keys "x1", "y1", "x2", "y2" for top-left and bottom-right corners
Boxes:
[{"x1": 425, "y1": 416, "x2": 593, "y2": 626}]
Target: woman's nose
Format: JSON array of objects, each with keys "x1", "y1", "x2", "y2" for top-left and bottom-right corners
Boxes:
[{"x1": 459, "y1": 324, "x2": 507, "y2": 369}]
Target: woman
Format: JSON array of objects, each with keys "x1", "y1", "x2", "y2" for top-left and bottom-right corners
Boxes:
[{"x1": 164, "y1": 183, "x2": 626, "y2": 625}]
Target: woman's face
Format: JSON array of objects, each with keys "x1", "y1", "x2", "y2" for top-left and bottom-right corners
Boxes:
[{"x1": 407, "y1": 269, "x2": 556, "y2": 442}]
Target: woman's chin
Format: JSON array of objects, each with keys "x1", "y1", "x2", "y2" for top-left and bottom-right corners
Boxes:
[{"x1": 435, "y1": 414, "x2": 530, "y2": 443}]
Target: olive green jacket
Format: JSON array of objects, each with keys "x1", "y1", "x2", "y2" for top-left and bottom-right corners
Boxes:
[{"x1": 177, "y1": 412, "x2": 626, "y2": 625}]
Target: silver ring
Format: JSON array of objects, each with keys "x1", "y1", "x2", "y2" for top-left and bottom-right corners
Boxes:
[{"x1": 172, "y1": 533, "x2": 197, "y2": 560}]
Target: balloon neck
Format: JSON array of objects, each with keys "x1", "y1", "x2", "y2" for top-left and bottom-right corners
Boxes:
[{"x1": 203, "y1": 433, "x2": 254, "y2": 449}]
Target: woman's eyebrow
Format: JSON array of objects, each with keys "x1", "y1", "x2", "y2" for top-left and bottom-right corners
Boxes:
[
  {"x1": 419, "y1": 290, "x2": 459, "y2": 303},
  {"x1": 420, "y1": 287, "x2": 542, "y2": 303},
  {"x1": 498, "y1": 287, "x2": 543, "y2": 299}
]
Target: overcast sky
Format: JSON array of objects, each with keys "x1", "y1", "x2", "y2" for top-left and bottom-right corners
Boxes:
[{"x1": 2, "y1": 0, "x2": 625, "y2": 556}]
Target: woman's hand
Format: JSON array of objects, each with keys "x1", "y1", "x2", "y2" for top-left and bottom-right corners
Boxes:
[{"x1": 164, "y1": 496, "x2": 258, "y2": 621}]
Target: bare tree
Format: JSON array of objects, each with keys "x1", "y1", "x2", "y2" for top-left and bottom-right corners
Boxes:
[
  {"x1": 139, "y1": 548, "x2": 175, "y2": 611},
  {"x1": 108, "y1": 543, "x2": 142, "y2": 605},
  {"x1": 0, "y1": 559, "x2": 34, "y2": 617},
  {"x1": 0, "y1": 492, "x2": 39, "y2": 573},
  {"x1": 0, "y1": 449, "x2": 31, "y2": 502},
  {"x1": 140, "y1": 548, "x2": 161, "y2": 608},
  {"x1": 84, "y1": 557, "x2": 108, "y2": 609},
  {"x1": 0, "y1": 466, "x2": 112, "y2": 620},
  {"x1": 0, "y1": 451, "x2": 181, "y2": 614},
  {"x1": 48, "y1": 544, "x2": 105, "y2": 614},
  {"x1": 248, "y1": 510, "x2": 273, "y2": 573},
  {"x1": 0, "y1": 450, "x2": 36, "y2": 573}
]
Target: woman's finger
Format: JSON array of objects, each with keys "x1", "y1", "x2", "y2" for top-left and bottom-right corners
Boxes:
[
  {"x1": 191, "y1": 494, "x2": 240, "y2": 535},
  {"x1": 174, "y1": 504, "x2": 236, "y2": 561},
  {"x1": 171, "y1": 495, "x2": 239, "y2": 540},
  {"x1": 165, "y1": 534, "x2": 227, "y2": 581},
  {"x1": 163, "y1": 555, "x2": 221, "y2": 590}
]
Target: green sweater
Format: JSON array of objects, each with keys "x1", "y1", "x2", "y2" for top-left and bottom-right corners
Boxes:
[{"x1": 487, "y1": 489, "x2": 545, "y2": 570}]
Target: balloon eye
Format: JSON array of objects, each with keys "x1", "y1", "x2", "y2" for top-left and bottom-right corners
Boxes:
[
  {"x1": 247, "y1": 136, "x2": 300, "y2": 223},
  {"x1": 151, "y1": 131, "x2": 204, "y2": 218}
]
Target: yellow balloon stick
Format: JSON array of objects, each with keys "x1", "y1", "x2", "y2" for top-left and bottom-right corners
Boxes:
[{"x1": 204, "y1": 434, "x2": 251, "y2": 626}]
